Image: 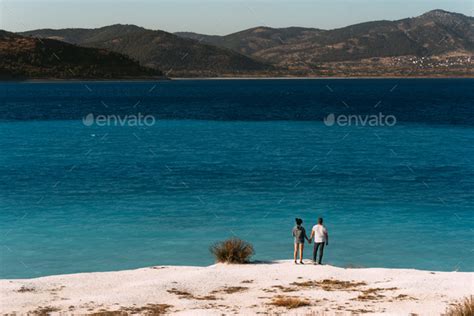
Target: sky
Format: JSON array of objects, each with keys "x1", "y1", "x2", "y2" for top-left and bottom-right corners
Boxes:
[{"x1": 1, "y1": 0, "x2": 472, "y2": 35}]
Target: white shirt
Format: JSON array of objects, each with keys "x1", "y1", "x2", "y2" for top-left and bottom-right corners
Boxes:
[{"x1": 312, "y1": 224, "x2": 328, "y2": 243}]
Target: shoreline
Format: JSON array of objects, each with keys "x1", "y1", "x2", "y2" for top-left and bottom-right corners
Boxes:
[
  {"x1": 170, "y1": 75, "x2": 474, "y2": 80},
  {"x1": 0, "y1": 75, "x2": 473, "y2": 83},
  {"x1": 1, "y1": 260, "x2": 471, "y2": 315}
]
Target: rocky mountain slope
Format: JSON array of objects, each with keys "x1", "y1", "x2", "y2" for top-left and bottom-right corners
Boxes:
[
  {"x1": 176, "y1": 10, "x2": 473, "y2": 67},
  {"x1": 22, "y1": 25, "x2": 273, "y2": 77},
  {"x1": 0, "y1": 31, "x2": 162, "y2": 80}
]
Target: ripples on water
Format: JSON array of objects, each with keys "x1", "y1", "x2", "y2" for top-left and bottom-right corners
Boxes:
[{"x1": 0, "y1": 79, "x2": 473, "y2": 278}]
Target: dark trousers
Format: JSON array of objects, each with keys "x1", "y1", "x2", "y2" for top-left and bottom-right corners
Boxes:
[{"x1": 313, "y1": 242, "x2": 325, "y2": 263}]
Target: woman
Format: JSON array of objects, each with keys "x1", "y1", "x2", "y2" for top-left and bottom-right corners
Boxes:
[{"x1": 292, "y1": 218, "x2": 310, "y2": 264}]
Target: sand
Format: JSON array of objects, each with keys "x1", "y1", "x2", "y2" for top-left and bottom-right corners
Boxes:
[{"x1": 0, "y1": 260, "x2": 472, "y2": 315}]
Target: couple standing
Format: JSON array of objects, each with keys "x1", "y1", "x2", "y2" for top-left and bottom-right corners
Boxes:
[{"x1": 292, "y1": 217, "x2": 329, "y2": 265}]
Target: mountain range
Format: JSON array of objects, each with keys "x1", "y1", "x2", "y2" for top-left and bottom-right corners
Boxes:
[
  {"x1": 21, "y1": 25, "x2": 273, "y2": 77},
  {"x1": 176, "y1": 10, "x2": 473, "y2": 66},
  {"x1": 0, "y1": 31, "x2": 162, "y2": 80},
  {"x1": 5, "y1": 9, "x2": 474, "y2": 78}
]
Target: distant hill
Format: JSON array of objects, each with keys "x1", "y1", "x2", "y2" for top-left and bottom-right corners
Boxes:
[
  {"x1": 18, "y1": 10, "x2": 474, "y2": 77},
  {"x1": 22, "y1": 25, "x2": 273, "y2": 77},
  {"x1": 0, "y1": 31, "x2": 162, "y2": 80},
  {"x1": 176, "y1": 10, "x2": 474, "y2": 67},
  {"x1": 175, "y1": 26, "x2": 324, "y2": 57}
]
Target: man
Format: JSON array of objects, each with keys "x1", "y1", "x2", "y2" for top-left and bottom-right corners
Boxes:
[{"x1": 309, "y1": 217, "x2": 329, "y2": 264}]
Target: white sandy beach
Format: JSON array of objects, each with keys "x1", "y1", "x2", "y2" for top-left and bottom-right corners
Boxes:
[{"x1": 0, "y1": 260, "x2": 472, "y2": 315}]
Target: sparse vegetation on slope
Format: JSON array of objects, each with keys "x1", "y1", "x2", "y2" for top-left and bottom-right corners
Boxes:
[
  {"x1": 22, "y1": 25, "x2": 273, "y2": 77},
  {"x1": 177, "y1": 10, "x2": 474, "y2": 64},
  {"x1": 17, "y1": 10, "x2": 474, "y2": 77},
  {"x1": 0, "y1": 31, "x2": 162, "y2": 80},
  {"x1": 176, "y1": 10, "x2": 474, "y2": 76}
]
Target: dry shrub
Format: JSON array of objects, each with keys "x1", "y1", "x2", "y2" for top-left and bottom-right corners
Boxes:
[
  {"x1": 444, "y1": 296, "x2": 473, "y2": 316},
  {"x1": 316, "y1": 279, "x2": 366, "y2": 291},
  {"x1": 167, "y1": 288, "x2": 217, "y2": 300},
  {"x1": 394, "y1": 294, "x2": 416, "y2": 300},
  {"x1": 16, "y1": 285, "x2": 36, "y2": 293},
  {"x1": 125, "y1": 304, "x2": 172, "y2": 315},
  {"x1": 211, "y1": 286, "x2": 248, "y2": 294},
  {"x1": 89, "y1": 311, "x2": 128, "y2": 316},
  {"x1": 272, "y1": 285, "x2": 298, "y2": 292},
  {"x1": 290, "y1": 280, "x2": 318, "y2": 288},
  {"x1": 210, "y1": 238, "x2": 254, "y2": 263},
  {"x1": 167, "y1": 288, "x2": 194, "y2": 299},
  {"x1": 354, "y1": 287, "x2": 398, "y2": 301},
  {"x1": 29, "y1": 306, "x2": 60, "y2": 315},
  {"x1": 270, "y1": 296, "x2": 310, "y2": 309},
  {"x1": 91, "y1": 304, "x2": 172, "y2": 316},
  {"x1": 355, "y1": 292, "x2": 385, "y2": 301},
  {"x1": 290, "y1": 279, "x2": 366, "y2": 291}
]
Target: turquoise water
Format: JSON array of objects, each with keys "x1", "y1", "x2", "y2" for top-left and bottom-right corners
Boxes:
[{"x1": 0, "y1": 79, "x2": 473, "y2": 278}]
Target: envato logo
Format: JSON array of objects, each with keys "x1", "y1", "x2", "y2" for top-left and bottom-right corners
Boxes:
[
  {"x1": 323, "y1": 113, "x2": 397, "y2": 127},
  {"x1": 82, "y1": 113, "x2": 156, "y2": 127}
]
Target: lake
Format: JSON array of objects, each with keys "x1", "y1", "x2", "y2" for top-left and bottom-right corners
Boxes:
[{"x1": 0, "y1": 79, "x2": 473, "y2": 278}]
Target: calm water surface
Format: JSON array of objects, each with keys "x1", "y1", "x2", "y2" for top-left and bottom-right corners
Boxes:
[{"x1": 0, "y1": 79, "x2": 473, "y2": 278}]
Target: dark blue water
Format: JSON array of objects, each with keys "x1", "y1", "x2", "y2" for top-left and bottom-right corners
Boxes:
[{"x1": 0, "y1": 79, "x2": 473, "y2": 278}]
